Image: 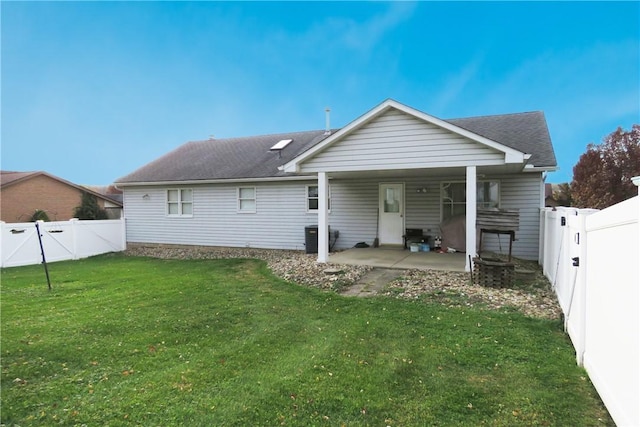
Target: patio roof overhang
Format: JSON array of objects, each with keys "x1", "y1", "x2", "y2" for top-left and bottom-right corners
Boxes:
[{"x1": 304, "y1": 161, "x2": 541, "y2": 181}]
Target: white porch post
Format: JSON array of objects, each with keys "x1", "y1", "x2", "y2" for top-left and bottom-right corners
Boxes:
[
  {"x1": 465, "y1": 166, "x2": 477, "y2": 272},
  {"x1": 317, "y1": 172, "x2": 329, "y2": 263}
]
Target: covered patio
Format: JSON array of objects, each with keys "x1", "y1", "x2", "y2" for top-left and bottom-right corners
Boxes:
[
  {"x1": 328, "y1": 246, "x2": 467, "y2": 272},
  {"x1": 281, "y1": 100, "x2": 549, "y2": 271}
]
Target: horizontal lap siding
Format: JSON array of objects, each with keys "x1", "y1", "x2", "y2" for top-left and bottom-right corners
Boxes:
[
  {"x1": 328, "y1": 180, "x2": 378, "y2": 250},
  {"x1": 302, "y1": 110, "x2": 504, "y2": 172},
  {"x1": 124, "y1": 182, "x2": 319, "y2": 250},
  {"x1": 329, "y1": 177, "x2": 442, "y2": 250},
  {"x1": 480, "y1": 174, "x2": 543, "y2": 260},
  {"x1": 334, "y1": 175, "x2": 544, "y2": 258},
  {"x1": 404, "y1": 179, "x2": 442, "y2": 237},
  {"x1": 123, "y1": 173, "x2": 543, "y2": 259},
  {"x1": 124, "y1": 177, "x2": 446, "y2": 251}
]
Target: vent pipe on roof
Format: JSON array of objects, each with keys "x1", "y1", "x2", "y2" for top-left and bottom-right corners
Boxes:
[{"x1": 325, "y1": 107, "x2": 331, "y2": 135}]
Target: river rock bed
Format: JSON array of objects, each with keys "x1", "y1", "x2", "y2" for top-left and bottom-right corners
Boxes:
[
  {"x1": 125, "y1": 244, "x2": 371, "y2": 292},
  {"x1": 383, "y1": 269, "x2": 562, "y2": 320}
]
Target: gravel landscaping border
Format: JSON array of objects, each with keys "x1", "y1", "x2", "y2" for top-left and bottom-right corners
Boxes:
[
  {"x1": 125, "y1": 244, "x2": 562, "y2": 320},
  {"x1": 125, "y1": 244, "x2": 372, "y2": 292}
]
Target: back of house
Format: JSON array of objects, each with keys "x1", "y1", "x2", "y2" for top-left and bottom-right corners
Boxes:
[{"x1": 116, "y1": 99, "x2": 556, "y2": 262}]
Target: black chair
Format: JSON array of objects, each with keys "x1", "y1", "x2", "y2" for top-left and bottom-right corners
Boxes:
[{"x1": 403, "y1": 228, "x2": 428, "y2": 249}]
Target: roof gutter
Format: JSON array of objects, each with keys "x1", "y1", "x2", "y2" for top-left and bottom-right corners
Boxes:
[
  {"x1": 114, "y1": 174, "x2": 318, "y2": 188},
  {"x1": 523, "y1": 165, "x2": 559, "y2": 173}
]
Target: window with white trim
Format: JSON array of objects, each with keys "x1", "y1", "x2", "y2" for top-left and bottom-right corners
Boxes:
[
  {"x1": 441, "y1": 181, "x2": 499, "y2": 221},
  {"x1": 306, "y1": 185, "x2": 331, "y2": 212},
  {"x1": 237, "y1": 187, "x2": 256, "y2": 213},
  {"x1": 167, "y1": 189, "x2": 193, "y2": 217}
]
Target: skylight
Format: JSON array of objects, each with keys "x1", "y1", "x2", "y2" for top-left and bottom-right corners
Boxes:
[{"x1": 270, "y1": 139, "x2": 293, "y2": 150}]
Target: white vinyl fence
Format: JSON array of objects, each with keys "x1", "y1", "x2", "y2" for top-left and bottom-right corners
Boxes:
[
  {"x1": 539, "y1": 187, "x2": 639, "y2": 427},
  {"x1": 1, "y1": 218, "x2": 126, "y2": 268}
]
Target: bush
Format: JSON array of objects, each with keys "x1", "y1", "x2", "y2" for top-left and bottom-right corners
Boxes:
[
  {"x1": 74, "y1": 192, "x2": 108, "y2": 220},
  {"x1": 30, "y1": 210, "x2": 50, "y2": 222}
]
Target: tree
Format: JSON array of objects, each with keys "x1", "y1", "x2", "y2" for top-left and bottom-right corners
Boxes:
[
  {"x1": 552, "y1": 183, "x2": 572, "y2": 207},
  {"x1": 74, "y1": 192, "x2": 108, "y2": 220},
  {"x1": 571, "y1": 124, "x2": 640, "y2": 209}
]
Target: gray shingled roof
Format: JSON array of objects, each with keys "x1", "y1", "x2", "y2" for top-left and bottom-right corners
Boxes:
[
  {"x1": 117, "y1": 130, "x2": 332, "y2": 183},
  {"x1": 117, "y1": 111, "x2": 556, "y2": 183},
  {"x1": 447, "y1": 111, "x2": 557, "y2": 168}
]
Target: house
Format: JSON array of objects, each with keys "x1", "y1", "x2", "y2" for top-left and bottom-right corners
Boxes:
[
  {"x1": 0, "y1": 171, "x2": 123, "y2": 222},
  {"x1": 116, "y1": 99, "x2": 557, "y2": 269},
  {"x1": 545, "y1": 183, "x2": 558, "y2": 207}
]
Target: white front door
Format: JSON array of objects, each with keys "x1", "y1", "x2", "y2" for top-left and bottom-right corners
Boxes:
[{"x1": 379, "y1": 183, "x2": 404, "y2": 245}]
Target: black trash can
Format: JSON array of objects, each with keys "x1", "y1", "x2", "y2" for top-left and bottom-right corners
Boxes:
[{"x1": 305, "y1": 225, "x2": 318, "y2": 254}]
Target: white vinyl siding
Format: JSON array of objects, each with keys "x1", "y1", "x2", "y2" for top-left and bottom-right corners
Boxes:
[
  {"x1": 123, "y1": 173, "x2": 543, "y2": 260},
  {"x1": 482, "y1": 173, "x2": 543, "y2": 260},
  {"x1": 237, "y1": 187, "x2": 256, "y2": 213},
  {"x1": 126, "y1": 182, "x2": 317, "y2": 250},
  {"x1": 300, "y1": 109, "x2": 506, "y2": 173}
]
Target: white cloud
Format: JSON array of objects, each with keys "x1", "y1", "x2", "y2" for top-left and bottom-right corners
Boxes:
[
  {"x1": 263, "y1": 2, "x2": 416, "y2": 60},
  {"x1": 337, "y1": 2, "x2": 417, "y2": 51},
  {"x1": 429, "y1": 53, "x2": 486, "y2": 114}
]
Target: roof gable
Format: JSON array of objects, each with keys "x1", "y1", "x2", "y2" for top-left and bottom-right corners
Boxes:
[{"x1": 282, "y1": 99, "x2": 532, "y2": 173}]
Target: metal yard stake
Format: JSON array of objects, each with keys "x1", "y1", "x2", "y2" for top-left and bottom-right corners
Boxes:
[{"x1": 35, "y1": 222, "x2": 52, "y2": 290}]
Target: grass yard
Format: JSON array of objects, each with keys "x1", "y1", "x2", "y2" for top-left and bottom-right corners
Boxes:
[{"x1": 1, "y1": 254, "x2": 611, "y2": 426}]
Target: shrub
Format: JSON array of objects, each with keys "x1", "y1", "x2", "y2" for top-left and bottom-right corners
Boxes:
[{"x1": 30, "y1": 209, "x2": 50, "y2": 222}]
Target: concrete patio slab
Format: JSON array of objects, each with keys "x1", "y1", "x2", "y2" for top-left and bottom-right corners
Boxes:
[{"x1": 328, "y1": 246, "x2": 467, "y2": 272}]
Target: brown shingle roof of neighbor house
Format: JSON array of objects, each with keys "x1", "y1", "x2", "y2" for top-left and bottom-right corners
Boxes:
[
  {"x1": 116, "y1": 110, "x2": 556, "y2": 184},
  {"x1": 82, "y1": 185, "x2": 124, "y2": 204},
  {"x1": 0, "y1": 171, "x2": 40, "y2": 187},
  {"x1": 0, "y1": 170, "x2": 123, "y2": 207}
]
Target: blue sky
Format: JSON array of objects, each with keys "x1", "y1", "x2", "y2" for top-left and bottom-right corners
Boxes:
[{"x1": 2, "y1": 1, "x2": 638, "y2": 185}]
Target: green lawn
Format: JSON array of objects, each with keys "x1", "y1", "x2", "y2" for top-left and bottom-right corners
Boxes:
[{"x1": 1, "y1": 254, "x2": 611, "y2": 426}]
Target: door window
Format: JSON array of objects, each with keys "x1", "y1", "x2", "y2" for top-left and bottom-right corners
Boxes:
[{"x1": 384, "y1": 187, "x2": 400, "y2": 213}]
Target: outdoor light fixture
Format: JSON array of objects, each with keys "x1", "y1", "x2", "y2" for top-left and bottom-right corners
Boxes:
[{"x1": 142, "y1": 194, "x2": 150, "y2": 200}]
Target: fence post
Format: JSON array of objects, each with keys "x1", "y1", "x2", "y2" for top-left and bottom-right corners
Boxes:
[
  {"x1": 634, "y1": 176, "x2": 640, "y2": 314},
  {"x1": 0, "y1": 221, "x2": 4, "y2": 268},
  {"x1": 575, "y1": 212, "x2": 588, "y2": 366},
  {"x1": 70, "y1": 218, "x2": 79, "y2": 260},
  {"x1": 120, "y1": 217, "x2": 127, "y2": 251},
  {"x1": 538, "y1": 208, "x2": 545, "y2": 266}
]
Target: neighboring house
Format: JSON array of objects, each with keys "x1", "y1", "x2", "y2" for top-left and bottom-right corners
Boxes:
[
  {"x1": 83, "y1": 185, "x2": 124, "y2": 219},
  {"x1": 0, "y1": 171, "x2": 123, "y2": 222},
  {"x1": 545, "y1": 183, "x2": 559, "y2": 207},
  {"x1": 116, "y1": 99, "x2": 557, "y2": 266}
]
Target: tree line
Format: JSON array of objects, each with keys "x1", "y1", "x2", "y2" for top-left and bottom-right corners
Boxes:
[{"x1": 552, "y1": 124, "x2": 639, "y2": 209}]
